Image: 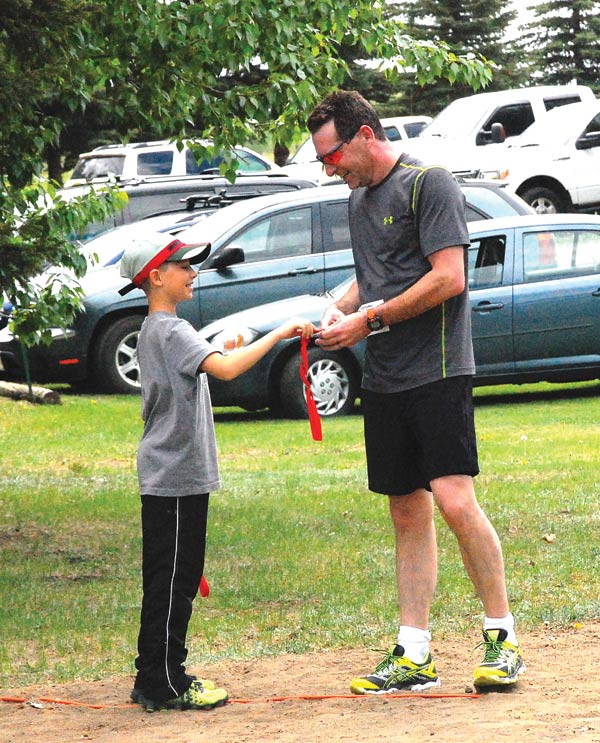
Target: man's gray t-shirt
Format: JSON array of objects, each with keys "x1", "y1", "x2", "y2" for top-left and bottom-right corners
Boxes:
[
  {"x1": 136, "y1": 312, "x2": 222, "y2": 496},
  {"x1": 349, "y1": 154, "x2": 475, "y2": 393}
]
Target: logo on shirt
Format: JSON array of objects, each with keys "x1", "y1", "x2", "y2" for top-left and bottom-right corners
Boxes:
[{"x1": 383, "y1": 215, "x2": 394, "y2": 225}]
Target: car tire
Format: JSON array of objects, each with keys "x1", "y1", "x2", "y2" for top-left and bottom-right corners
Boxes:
[
  {"x1": 520, "y1": 186, "x2": 567, "y2": 214},
  {"x1": 278, "y1": 347, "x2": 358, "y2": 418},
  {"x1": 93, "y1": 315, "x2": 144, "y2": 394}
]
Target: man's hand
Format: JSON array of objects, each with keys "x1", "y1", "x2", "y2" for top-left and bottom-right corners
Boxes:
[{"x1": 316, "y1": 310, "x2": 369, "y2": 350}]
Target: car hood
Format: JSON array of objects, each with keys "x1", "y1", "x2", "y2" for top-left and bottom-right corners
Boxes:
[{"x1": 199, "y1": 291, "x2": 332, "y2": 338}]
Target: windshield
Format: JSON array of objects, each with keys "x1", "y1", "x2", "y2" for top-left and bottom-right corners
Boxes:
[
  {"x1": 515, "y1": 104, "x2": 590, "y2": 147},
  {"x1": 420, "y1": 97, "x2": 493, "y2": 139}
]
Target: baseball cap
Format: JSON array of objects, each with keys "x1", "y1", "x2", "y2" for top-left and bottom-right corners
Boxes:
[{"x1": 119, "y1": 231, "x2": 211, "y2": 296}]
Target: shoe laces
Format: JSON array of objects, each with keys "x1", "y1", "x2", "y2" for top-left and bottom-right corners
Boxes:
[
  {"x1": 373, "y1": 648, "x2": 425, "y2": 684},
  {"x1": 476, "y1": 637, "x2": 504, "y2": 663}
]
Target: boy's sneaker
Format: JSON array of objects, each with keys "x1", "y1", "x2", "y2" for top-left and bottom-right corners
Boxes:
[
  {"x1": 473, "y1": 629, "x2": 526, "y2": 688},
  {"x1": 131, "y1": 679, "x2": 228, "y2": 712},
  {"x1": 350, "y1": 645, "x2": 441, "y2": 694}
]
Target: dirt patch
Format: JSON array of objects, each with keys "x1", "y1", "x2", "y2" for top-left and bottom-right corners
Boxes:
[{"x1": 2, "y1": 622, "x2": 600, "y2": 743}]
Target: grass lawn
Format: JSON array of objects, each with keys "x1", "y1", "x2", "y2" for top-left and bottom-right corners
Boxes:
[{"x1": 1, "y1": 380, "x2": 599, "y2": 687}]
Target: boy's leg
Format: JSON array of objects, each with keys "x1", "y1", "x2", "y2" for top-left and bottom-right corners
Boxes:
[{"x1": 134, "y1": 493, "x2": 209, "y2": 702}]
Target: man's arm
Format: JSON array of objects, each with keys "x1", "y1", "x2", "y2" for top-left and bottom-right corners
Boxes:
[{"x1": 317, "y1": 246, "x2": 465, "y2": 350}]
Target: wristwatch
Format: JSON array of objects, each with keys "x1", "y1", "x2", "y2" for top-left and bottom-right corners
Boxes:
[{"x1": 365, "y1": 307, "x2": 385, "y2": 332}]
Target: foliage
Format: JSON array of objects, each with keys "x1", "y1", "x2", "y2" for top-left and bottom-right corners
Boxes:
[
  {"x1": 518, "y1": 0, "x2": 600, "y2": 94},
  {"x1": 0, "y1": 0, "x2": 494, "y2": 350},
  {"x1": 393, "y1": 0, "x2": 525, "y2": 116}
]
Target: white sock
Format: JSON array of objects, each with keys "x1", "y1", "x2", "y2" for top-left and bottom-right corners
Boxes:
[
  {"x1": 397, "y1": 626, "x2": 431, "y2": 664},
  {"x1": 484, "y1": 612, "x2": 517, "y2": 645}
]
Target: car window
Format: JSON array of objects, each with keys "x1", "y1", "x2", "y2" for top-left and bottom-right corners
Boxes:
[
  {"x1": 70, "y1": 155, "x2": 125, "y2": 180},
  {"x1": 384, "y1": 125, "x2": 402, "y2": 142},
  {"x1": 235, "y1": 150, "x2": 270, "y2": 172},
  {"x1": 522, "y1": 229, "x2": 600, "y2": 282},
  {"x1": 544, "y1": 95, "x2": 586, "y2": 111},
  {"x1": 484, "y1": 103, "x2": 535, "y2": 138},
  {"x1": 320, "y1": 201, "x2": 351, "y2": 252},
  {"x1": 137, "y1": 150, "x2": 174, "y2": 176},
  {"x1": 468, "y1": 236, "x2": 506, "y2": 289},
  {"x1": 461, "y1": 186, "x2": 525, "y2": 218},
  {"x1": 226, "y1": 206, "x2": 312, "y2": 262}
]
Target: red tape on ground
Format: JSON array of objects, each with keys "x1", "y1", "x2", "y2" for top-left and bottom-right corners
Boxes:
[{"x1": 1, "y1": 692, "x2": 481, "y2": 709}]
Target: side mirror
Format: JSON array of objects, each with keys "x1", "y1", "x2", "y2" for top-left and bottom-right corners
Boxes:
[
  {"x1": 206, "y1": 246, "x2": 245, "y2": 270},
  {"x1": 490, "y1": 123, "x2": 506, "y2": 144},
  {"x1": 575, "y1": 131, "x2": 600, "y2": 151}
]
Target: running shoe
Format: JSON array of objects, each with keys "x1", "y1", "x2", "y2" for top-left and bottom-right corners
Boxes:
[
  {"x1": 350, "y1": 645, "x2": 441, "y2": 694},
  {"x1": 131, "y1": 679, "x2": 228, "y2": 712},
  {"x1": 473, "y1": 628, "x2": 526, "y2": 688}
]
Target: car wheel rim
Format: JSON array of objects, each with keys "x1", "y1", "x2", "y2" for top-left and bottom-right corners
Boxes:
[
  {"x1": 532, "y1": 196, "x2": 557, "y2": 214},
  {"x1": 115, "y1": 330, "x2": 141, "y2": 388},
  {"x1": 306, "y1": 358, "x2": 350, "y2": 416}
]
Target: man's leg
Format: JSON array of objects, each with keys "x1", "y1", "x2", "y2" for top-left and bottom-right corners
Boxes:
[
  {"x1": 431, "y1": 473, "x2": 525, "y2": 686},
  {"x1": 389, "y1": 489, "x2": 437, "y2": 630},
  {"x1": 349, "y1": 489, "x2": 441, "y2": 694},
  {"x1": 430, "y1": 474, "x2": 508, "y2": 617}
]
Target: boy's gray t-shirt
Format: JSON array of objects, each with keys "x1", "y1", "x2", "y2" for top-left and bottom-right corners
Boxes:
[
  {"x1": 136, "y1": 312, "x2": 222, "y2": 496},
  {"x1": 349, "y1": 155, "x2": 475, "y2": 393}
]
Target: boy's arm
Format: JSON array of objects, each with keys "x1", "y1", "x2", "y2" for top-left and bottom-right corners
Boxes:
[{"x1": 200, "y1": 318, "x2": 315, "y2": 381}]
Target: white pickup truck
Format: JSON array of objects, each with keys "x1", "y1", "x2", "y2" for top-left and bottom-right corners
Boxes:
[
  {"x1": 401, "y1": 84, "x2": 595, "y2": 178},
  {"x1": 477, "y1": 99, "x2": 600, "y2": 214}
]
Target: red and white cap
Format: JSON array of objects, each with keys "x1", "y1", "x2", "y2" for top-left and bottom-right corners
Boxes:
[{"x1": 119, "y1": 232, "x2": 211, "y2": 296}]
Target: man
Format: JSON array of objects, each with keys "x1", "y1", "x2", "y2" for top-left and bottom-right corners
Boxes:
[{"x1": 307, "y1": 90, "x2": 525, "y2": 693}]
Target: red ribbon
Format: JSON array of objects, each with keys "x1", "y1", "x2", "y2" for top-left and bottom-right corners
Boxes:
[
  {"x1": 199, "y1": 575, "x2": 210, "y2": 597},
  {"x1": 299, "y1": 335, "x2": 322, "y2": 441}
]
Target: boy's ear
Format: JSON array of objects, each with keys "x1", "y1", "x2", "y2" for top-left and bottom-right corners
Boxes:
[{"x1": 148, "y1": 267, "x2": 163, "y2": 288}]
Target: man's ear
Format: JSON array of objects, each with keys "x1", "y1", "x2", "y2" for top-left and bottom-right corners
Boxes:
[{"x1": 357, "y1": 124, "x2": 376, "y2": 141}]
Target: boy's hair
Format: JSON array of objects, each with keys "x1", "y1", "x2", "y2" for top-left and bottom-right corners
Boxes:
[{"x1": 307, "y1": 90, "x2": 386, "y2": 142}]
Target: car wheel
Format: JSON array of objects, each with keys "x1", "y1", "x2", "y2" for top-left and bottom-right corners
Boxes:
[
  {"x1": 93, "y1": 315, "x2": 144, "y2": 394},
  {"x1": 520, "y1": 186, "x2": 566, "y2": 214},
  {"x1": 278, "y1": 347, "x2": 358, "y2": 418}
]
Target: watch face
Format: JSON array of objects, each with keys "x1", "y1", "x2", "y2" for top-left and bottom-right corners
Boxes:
[{"x1": 367, "y1": 313, "x2": 384, "y2": 331}]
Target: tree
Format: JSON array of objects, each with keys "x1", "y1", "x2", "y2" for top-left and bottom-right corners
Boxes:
[
  {"x1": 0, "y1": 0, "x2": 493, "y2": 352},
  {"x1": 518, "y1": 0, "x2": 600, "y2": 94},
  {"x1": 396, "y1": 0, "x2": 524, "y2": 115}
]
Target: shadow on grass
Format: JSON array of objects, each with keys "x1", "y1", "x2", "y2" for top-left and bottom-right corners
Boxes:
[{"x1": 474, "y1": 381, "x2": 600, "y2": 408}]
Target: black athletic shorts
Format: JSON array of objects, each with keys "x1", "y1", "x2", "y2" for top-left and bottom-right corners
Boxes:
[{"x1": 362, "y1": 375, "x2": 479, "y2": 496}]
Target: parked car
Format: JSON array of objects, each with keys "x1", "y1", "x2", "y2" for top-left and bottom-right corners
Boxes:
[
  {"x1": 281, "y1": 115, "x2": 432, "y2": 184},
  {"x1": 63, "y1": 139, "x2": 279, "y2": 188},
  {"x1": 477, "y1": 100, "x2": 600, "y2": 214},
  {"x1": 199, "y1": 213, "x2": 600, "y2": 417},
  {"x1": 58, "y1": 172, "x2": 317, "y2": 242},
  {"x1": 0, "y1": 181, "x2": 533, "y2": 394},
  {"x1": 402, "y1": 85, "x2": 596, "y2": 179}
]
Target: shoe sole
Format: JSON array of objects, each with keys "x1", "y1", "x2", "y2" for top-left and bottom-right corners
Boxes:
[
  {"x1": 131, "y1": 688, "x2": 228, "y2": 712},
  {"x1": 351, "y1": 679, "x2": 441, "y2": 695},
  {"x1": 474, "y1": 662, "x2": 526, "y2": 688}
]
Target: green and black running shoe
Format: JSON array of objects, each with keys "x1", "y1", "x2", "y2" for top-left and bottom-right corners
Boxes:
[
  {"x1": 473, "y1": 628, "x2": 526, "y2": 688},
  {"x1": 131, "y1": 679, "x2": 228, "y2": 712},
  {"x1": 350, "y1": 645, "x2": 441, "y2": 694}
]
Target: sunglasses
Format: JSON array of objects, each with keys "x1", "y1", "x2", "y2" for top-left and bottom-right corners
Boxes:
[{"x1": 315, "y1": 129, "x2": 359, "y2": 166}]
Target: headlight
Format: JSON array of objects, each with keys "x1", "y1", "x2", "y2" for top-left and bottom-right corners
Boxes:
[
  {"x1": 208, "y1": 326, "x2": 260, "y2": 355},
  {"x1": 479, "y1": 169, "x2": 510, "y2": 181}
]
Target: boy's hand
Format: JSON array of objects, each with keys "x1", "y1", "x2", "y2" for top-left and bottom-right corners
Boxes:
[{"x1": 278, "y1": 317, "x2": 317, "y2": 340}]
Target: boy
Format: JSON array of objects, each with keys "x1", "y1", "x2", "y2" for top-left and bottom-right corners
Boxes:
[{"x1": 119, "y1": 231, "x2": 315, "y2": 712}]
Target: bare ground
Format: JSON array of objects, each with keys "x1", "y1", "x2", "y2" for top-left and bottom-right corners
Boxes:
[{"x1": 2, "y1": 622, "x2": 600, "y2": 743}]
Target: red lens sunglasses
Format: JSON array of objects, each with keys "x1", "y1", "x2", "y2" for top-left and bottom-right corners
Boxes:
[{"x1": 315, "y1": 128, "x2": 360, "y2": 167}]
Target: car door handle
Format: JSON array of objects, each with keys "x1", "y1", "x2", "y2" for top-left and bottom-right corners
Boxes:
[
  {"x1": 472, "y1": 301, "x2": 504, "y2": 313},
  {"x1": 287, "y1": 267, "x2": 319, "y2": 275}
]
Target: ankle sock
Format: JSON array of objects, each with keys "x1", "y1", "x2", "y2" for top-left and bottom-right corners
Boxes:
[
  {"x1": 484, "y1": 612, "x2": 517, "y2": 645},
  {"x1": 397, "y1": 626, "x2": 431, "y2": 664}
]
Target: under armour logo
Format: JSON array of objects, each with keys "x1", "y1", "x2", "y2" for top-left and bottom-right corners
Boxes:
[{"x1": 383, "y1": 216, "x2": 394, "y2": 225}]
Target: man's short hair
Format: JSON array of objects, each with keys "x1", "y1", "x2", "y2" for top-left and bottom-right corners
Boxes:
[{"x1": 307, "y1": 90, "x2": 386, "y2": 142}]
